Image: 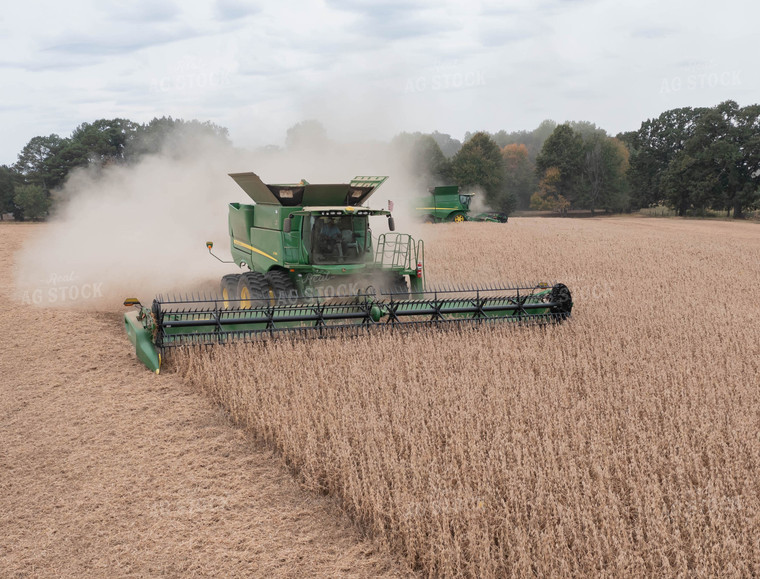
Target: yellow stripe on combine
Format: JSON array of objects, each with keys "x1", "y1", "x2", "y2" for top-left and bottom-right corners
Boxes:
[
  {"x1": 233, "y1": 239, "x2": 279, "y2": 262},
  {"x1": 415, "y1": 207, "x2": 458, "y2": 210}
]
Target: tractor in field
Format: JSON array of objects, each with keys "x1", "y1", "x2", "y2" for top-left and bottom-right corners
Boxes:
[
  {"x1": 414, "y1": 185, "x2": 508, "y2": 223},
  {"x1": 124, "y1": 173, "x2": 571, "y2": 373}
]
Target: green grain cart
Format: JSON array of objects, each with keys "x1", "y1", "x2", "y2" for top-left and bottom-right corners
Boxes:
[
  {"x1": 414, "y1": 185, "x2": 508, "y2": 223},
  {"x1": 124, "y1": 173, "x2": 570, "y2": 373}
]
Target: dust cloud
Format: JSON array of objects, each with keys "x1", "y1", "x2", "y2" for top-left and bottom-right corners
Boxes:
[
  {"x1": 13, "y1": 128, "x2": 437, "y2": 309},
  {"x1": 464, "y1": 186, "x2": 491, "y2": 215}
]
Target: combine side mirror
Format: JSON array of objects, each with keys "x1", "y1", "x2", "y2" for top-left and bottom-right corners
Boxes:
[
  {"x1": 388, "y1": 216, "x2": 396, "y2": 231},
  {"x1": 283, "y1": 216, "x2": 292, "y2": 233}
]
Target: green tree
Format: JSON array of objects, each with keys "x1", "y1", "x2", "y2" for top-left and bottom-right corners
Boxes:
[
  {"x1": 14, "y1": 134, "x2": 67, "y2": 189},
  {"x1": 495, "y1": 120, "x2": 557, "y2": 160},
  {"x1": 625, "y1": 107, "x2": 707, "y2": 209},
  {"x1": 71, "y1": 118, "x2": 139, "y2": 165},
  {"x1": 689, "y1": 101, "x2": 760, "y2": 218},
  {"x1": 569, "y1": 120, "x2": 606, "y2": 142},
  {"x1": 127, "y1": 117, "x2": 231, "y2": 159},
  {"x1": 13, "y1": 120, "x2": 141, "y2": 196},
  {"x1": 604, "y1": 138, "x2": 632, "y2": 212},
  {"x1": 661, "y1": 152, "x2": 706, "y2": 216},
  {"x1": 731, "y1": 103, "x2": 760, "y2": 217},
  {"x1": 530, "y1": 167, "x2": 569, "y2": 212},
  {"x1": 14, "y1": 132, "x2": 103, "y2": 193},
  {"x1": 14, "y1": 184, "x2": 50, "y2": 221},
  {"x1": 0, "y1": 165, "x2": 19, "y2": 220},
  {"x1": 579, "y1": 134, "x2": 631, "y2": 214},
  {"x1": 653, "y1": 101, "x2": 759, "y2": 218},
  {"x1": 535, "y1": 124, "x2": 584, "y2": 205},
  {"x1": 531, "y1": 120, "x2": 559, "y2": 157},
  {"x1": 392, "y1": 132, "x2": 449, "y2": 184},
  {"x1": 429, "y1": 131, "x2": 462, "y2": 158},
  {"x1": 285, "y1": 120, "x2": 328, "y2": 150},
  {"x1": 412, "y1": 135, "x2": 448, "y2": 181},
  {"x1": 501, "y1": 143, "x2": 537, "y2": 210},
  {"x1": 449, "y1": 132, "x2": 515, "y2": 214}
]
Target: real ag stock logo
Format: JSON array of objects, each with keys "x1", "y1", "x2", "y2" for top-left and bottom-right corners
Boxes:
[
  {"x1": 20, "y1": 271, "x2": 104, "y2": 305},
  {"x1": 660, "y1": 59, "x2": 742, "y2": 94}
]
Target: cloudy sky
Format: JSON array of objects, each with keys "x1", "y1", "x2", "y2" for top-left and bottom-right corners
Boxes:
[{"x1": 1, "y1": 0, "x2": 757, "y2": 165}]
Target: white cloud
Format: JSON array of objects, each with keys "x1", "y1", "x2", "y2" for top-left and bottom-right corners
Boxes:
[{"x1": 1, "y1": 0, "x2": 759, "y2": 164}]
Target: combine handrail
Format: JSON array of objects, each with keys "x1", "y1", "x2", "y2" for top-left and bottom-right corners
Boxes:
[{"x1": 375, "y1": 233, "x2": 415, "y2": 270}]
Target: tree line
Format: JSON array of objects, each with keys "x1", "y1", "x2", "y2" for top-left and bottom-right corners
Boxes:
[
  {"x1": 619, "y1": 100, "x2": 760, "y2": 218},
  {"x1": 397, "y1": 100, "x2": 759, "y2": 218},
  {"x1": 396, "y1": 121, "x2": 630, "y2": 216},
  {"x1": 3, "y1": 100, "x2": 759, "y2": 221},
  {"x1": 0, "y1": 117, "x2": 229, "y2": 220}
]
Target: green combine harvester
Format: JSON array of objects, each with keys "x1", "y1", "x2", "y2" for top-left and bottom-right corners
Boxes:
[
  {"x1": 124, "y1": 173, "x2": 571, "y2": 373},
  {"x1": 414, "y1": 185, "x2": 509, "y2": 223}
]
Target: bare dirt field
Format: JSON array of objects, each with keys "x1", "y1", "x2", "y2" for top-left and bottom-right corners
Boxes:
[
  {"x1": 4, "y1": 217, "x2": 760, "y2": 578},
  {"x1": 0, "y1": 223, "x2": 407, "y2": 577}
]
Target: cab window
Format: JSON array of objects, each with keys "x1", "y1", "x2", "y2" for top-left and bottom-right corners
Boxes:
[{"x1": 308, "y1": 215, "x2": 369, "y2": 264}]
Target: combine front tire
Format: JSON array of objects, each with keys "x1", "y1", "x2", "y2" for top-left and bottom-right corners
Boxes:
[
  {"x1": 265, "y1": 269, "x2": 298, "y2": 304},
  {"x1": 453, "y1": 213, "x2": 465, "y2": 223},
  {"x1": 238, "y1": 272, "x2": 269, "y2": 308},
  {"x1": 549, "y1": 283, "x2": 573, "y2": 320},
  {"x1": 221, "y1": 274, "x2": 240, "y2": 308}
]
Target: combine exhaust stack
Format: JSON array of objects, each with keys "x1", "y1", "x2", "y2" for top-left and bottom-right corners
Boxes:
[{"x1": 124, "y1": 284, "x2": 572, "y2": 373}]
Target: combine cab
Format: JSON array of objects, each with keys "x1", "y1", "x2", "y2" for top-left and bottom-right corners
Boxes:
[
  {"x1": 124, "y1": 173, "x2": 570, "y2": 373},
  {"x1": 414, "y1": 185, "x2": 508, "y2": 223},
  {"x1": 220, "y1": 174, "x2": 422, "y2": 301}
]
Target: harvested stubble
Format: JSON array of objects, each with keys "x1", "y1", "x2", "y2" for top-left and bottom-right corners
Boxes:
[{"x1": 177, "y1": 218, "x2": 760, "y2": 577}]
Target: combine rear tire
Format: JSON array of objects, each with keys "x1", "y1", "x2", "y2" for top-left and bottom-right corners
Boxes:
[
  {"x1": 221, "y1": 274, "x2": 240, "y2": 308},
  {"x1": 238, "y1": 272, "x2": 269, "y2": 309},
  {"x1": 265, "y1": 269, "x2": 298, "y2": 304},
  {"x1": 453, "y1": 213, "x2": 465, "y2": 223}
]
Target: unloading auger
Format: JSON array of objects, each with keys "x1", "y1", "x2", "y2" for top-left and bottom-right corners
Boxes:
[{"x1": 123, "y1": 173, "x2": 573, "y2": 373}]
